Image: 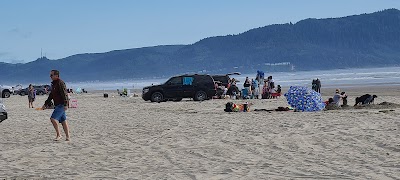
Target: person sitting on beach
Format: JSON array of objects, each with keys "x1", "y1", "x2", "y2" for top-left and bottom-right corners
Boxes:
[
  {"x1": 324, "y1": 97, "x2": 340, "y2": 110},
  {"x1": 269, "y1": 85, "x2": 282, "y2": 99},
  {"x1": 276, "y1": 85, "x2": 282, "y2": 94},
  {"x1": 325, "y1": 98, "x2": 335, "y2": 106},
  {"x1": 214, "y1": 81, "x2": 226, "y2": 99},
  {"x1": 227, "y1": 84, "x2": 240, "y2": 99},
  {"x1": 333, "y1": 89, "x2": 346, "y2": 107}
]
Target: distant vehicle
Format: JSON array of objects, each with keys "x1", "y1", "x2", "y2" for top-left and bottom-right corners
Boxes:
[
  {"x1": 142, "y1": 74, "x2": 217, "y2": 102},
  {"x1": 0, "y1": 85, "x2": 13, "y2": 98},
  {"x1": 0, "y1": 101, "x2": 7, "y2": 123},
  {"x1": 16, "y1": 85, "x2": 49, "y2": 96},
  {"x1": 12, "y1": 84, "x2": 23, "y2": 95}
]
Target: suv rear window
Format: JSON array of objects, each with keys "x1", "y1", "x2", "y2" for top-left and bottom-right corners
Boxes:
[{"x1": 183, "y1": 77, "x2": 194, "y2": 85}]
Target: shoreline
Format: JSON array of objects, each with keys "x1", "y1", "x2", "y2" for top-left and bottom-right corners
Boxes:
[{"x1": 87, "y1": 84, "x2": 400, "y2": 97}]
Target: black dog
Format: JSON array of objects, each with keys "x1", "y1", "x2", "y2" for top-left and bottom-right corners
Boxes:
[{"x1": 354, "y1": 94, "x2": 377, "y2": 106}]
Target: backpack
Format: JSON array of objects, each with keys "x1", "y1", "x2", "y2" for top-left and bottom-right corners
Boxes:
[{"x1": 224, "y1": 102, "x2": 233, "y2": 112}]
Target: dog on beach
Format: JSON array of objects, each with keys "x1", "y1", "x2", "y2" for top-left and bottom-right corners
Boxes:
[{"x1": 354, "y1": 94, "x2": 377, "y2": 106}]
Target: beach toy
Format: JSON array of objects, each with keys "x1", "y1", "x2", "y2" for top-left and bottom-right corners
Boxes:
[
  {"x1": 35, "y1": 107, "x2": 44, "y2": 110},
  {"x1": 284, "y1": 86, "x2": 325, "y2": 112}
]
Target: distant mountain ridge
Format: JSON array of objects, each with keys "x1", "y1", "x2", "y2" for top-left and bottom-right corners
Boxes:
[{"x1": 1, "y1": 9, "x2": 400, "y2": 84}]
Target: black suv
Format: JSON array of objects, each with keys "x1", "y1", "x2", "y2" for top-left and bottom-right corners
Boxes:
[{"x1": 142, "y1": 74, "x2": 216, "y2": 102}]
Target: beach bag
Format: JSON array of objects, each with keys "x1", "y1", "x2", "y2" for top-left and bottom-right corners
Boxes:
[{"x1": 224, "y1": 102, "x2": 233, "y2": 112}]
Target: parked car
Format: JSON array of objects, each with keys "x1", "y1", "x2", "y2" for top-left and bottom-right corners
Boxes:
[
  {"x1": 0, "y1": 85, "x2": 13, "y2": 98},
  {"x1": 142, "y1": 74, "x2": 217, "y2": 102},
  {"x1": 12, "y1": 84, "x2": 22, "y2": 95},
  {"x1": 17, "y1": 85, "x2": 49, "y2": 96},
  {"x1": 0, "y1": 101, "x2": 7, "y2": 123}
]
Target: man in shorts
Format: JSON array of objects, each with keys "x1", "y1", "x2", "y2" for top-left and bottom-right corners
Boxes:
[{"x1": 43, "y1": 70, "x2": 70, "y2": 141}]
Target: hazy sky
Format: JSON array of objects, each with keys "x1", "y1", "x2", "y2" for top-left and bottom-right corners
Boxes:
[{"x1": 1, "y1": 0, "x2": 400, "y2": 63}]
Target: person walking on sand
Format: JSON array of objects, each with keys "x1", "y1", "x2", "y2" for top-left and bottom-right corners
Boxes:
[
  {"x1": 28, "y1": 84, "x2": 36, "y2": 108},
  {"x1": 42, "y1": 70, "x2": 70, "y2": 141}
]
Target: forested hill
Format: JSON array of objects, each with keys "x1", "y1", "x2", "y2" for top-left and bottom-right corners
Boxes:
[{"x1": 1, "y1": 9, "x2": 400, "y2": 83}]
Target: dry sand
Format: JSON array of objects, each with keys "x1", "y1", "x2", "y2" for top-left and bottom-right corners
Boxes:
[{"x1": 1, "y1": 86, "x2": 399, "y2": 179}]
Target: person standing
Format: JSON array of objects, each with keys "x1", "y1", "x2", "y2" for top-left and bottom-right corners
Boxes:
[
  {"x1": 43, "y1": 70, "x2": 70, "y2": 141},
  {"x1": 28, "y1": 84, "x2": 36, "y2": 108},
  {"x1": 243, "y1": 77, "x2": 251, "y2": 98},
  {"x1": 316, "y1": 78, "x2": 321, "y2": 93},
  {"x1": 312, "y1": 79, "x2": 317, "y2": 91},
  {"x1": 252, "y1": 78, "x2": 259, "y2": 99},
  {"x1": 267, "y1": 76, "x2": 275, "y2": 94}
]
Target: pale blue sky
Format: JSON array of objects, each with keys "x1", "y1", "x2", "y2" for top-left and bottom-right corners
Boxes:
[{"x1": 1, "y1": 0, "x2": 399, "y2": 63}]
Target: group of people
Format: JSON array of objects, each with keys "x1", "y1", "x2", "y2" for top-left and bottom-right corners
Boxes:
[
  {"x1": 217, "y1": 75, "x2": 281, "y2": 100},
  {"x1": 325, "y1": 88, "x2": 348, "y2": 107},
  {"x1": 261, "y1": 76, "x2": 281, "y2": 99}
]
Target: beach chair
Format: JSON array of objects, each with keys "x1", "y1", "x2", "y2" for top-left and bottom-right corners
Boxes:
[{"x1": 271, "y1": 93, "x2": 281, "y2": 98}]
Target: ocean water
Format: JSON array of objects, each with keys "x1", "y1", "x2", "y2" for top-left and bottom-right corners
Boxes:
[{"x1": 67, "y1": 67, "x2": 400, "y2": 91}]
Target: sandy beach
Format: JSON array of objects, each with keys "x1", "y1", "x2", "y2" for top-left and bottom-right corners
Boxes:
[{"x1": 1, "y1": 86, "x2": 400, "y2": 179}]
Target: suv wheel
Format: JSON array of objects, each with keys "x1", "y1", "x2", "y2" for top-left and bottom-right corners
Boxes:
[
  {"x1": 194, "y1": 91, "x2": 207, "y2": 101},
  {"x1": 20, "y1": 91, "x2": 26, "y2": 96},
  {"x1": 38, "y1": 91, "x2": 44, "y2": 95},
  {"x1": 2, "y1": 91, "x2": 10, "y2": 98},
  {"x1": 150, "y1": 92, "x2": 164, "y2": 102}
]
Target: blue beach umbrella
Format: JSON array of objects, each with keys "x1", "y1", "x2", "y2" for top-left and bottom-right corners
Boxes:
[{"x1": 284, "y1": 86, "x2": 325, "y2": 112}]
